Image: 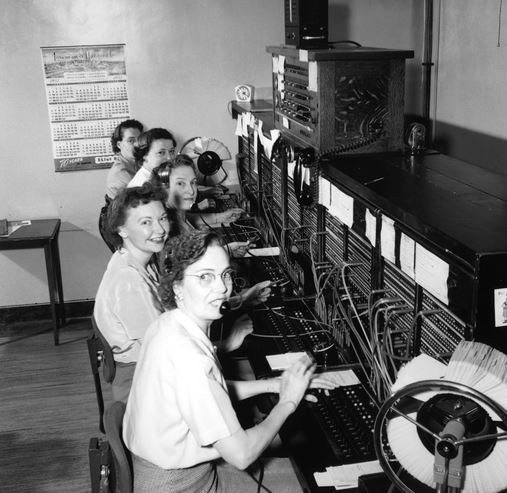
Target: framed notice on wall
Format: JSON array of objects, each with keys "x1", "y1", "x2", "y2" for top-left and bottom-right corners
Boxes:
[{"x1": 41, "y1": 44, "x2": 131, "y2": 172}]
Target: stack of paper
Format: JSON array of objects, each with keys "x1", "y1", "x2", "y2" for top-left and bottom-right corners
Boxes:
[{"x1": 314, "y1": 460, "x2": 383, "y2": 490}]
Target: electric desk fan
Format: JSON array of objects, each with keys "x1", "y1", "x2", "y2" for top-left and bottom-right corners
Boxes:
[
  {"x1": 179, "y1": 136, "x2": 232, "y2": 186},
  {"x1": 373, "y1": 341, "x2": 507, "y2": 493}
]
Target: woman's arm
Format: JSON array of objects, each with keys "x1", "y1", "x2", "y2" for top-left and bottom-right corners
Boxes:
[
  {"x1": 127, "y1": 166, "x2": 153, "y2": 188},
  {"x1": 226, "y1": 371, "x2": 339, "y2": 401},
  {"x1": 186, "y1": 208, "x2": 244, "y2": 228},
  {"x1": 226, "y1": 378, "x2": 279, "y2": 401},
  {"x1": 215, "y1": 356, "x2": 315, "y2": 470}
]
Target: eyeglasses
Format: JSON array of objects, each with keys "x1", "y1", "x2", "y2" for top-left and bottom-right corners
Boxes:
[{"x1": 185, "y1": 270, "x2": 235, "y2": 286}]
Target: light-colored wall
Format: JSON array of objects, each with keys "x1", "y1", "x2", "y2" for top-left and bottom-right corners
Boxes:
[
  {"x1": 433, "y1": 1, "x2": 507, "y2": 141},
  {"x1": 0, "y1": 0, "x2": 422, "y2": 308}
]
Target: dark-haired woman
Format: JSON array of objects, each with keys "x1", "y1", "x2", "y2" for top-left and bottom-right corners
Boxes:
[
  {"x1": 124, "y1": 231, "x2": 334, "y2": 492},
  {"x1": 94, "y1": 184, "x2": 253, "y2": 402},
  {"x1": 140, "y1": 153, "x2": 250, "y2": 258},
  {"x1": 99, "y1": 119, "x2": 144, "y2": 251},
  {"x1": 106, "y1": 119, "x2": 145, "y2": 199},
  {"x1": 128, "y1": 127, "x2": 177, "y2": 188},
  {"x1": 94, "y1": 183, "x2": 170, "y2": 402}
]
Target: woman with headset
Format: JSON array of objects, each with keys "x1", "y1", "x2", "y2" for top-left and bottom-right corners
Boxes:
[
  {"x1": 135, "y1": 153, "x2": 250, "y2": 257},
  {"x1": 128, "y1": 127, "x2": 178, "y2": 188},
  {"x1": 123, "y1": 230, "x2": 335, "y2": 492},
  {"x1": 95, "y1": 183, "x2": 255, "y2": 402}
]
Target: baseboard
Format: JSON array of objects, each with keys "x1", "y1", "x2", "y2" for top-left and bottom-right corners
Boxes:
[{"x1": 0, "y1": 300, "x2": 94, "y2": 325}]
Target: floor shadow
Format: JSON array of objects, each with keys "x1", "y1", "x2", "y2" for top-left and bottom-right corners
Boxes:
[{"x1": 0, "y1": 431, "x2": 86, "y2": 492}]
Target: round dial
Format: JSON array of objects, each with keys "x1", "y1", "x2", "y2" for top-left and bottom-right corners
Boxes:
[{"x1": 235, "y1": 84, "x2": 252, "y2": 102}]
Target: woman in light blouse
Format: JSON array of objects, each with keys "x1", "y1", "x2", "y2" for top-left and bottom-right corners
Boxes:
[
  {"x1": 99, "y1": 119, "x2": 144, "y2": 251},
  {"x1": 94, "y1": 184, "x2": 254, "y2": 402},
  {"x1": 94, "y1": 183, "x2": 170, "y2": 402},
  {"x1": 124, "y1": 230, "x2": 334, "y2": 492}
]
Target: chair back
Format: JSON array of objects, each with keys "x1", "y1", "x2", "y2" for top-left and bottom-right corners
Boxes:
[
  {"x1": 104, "y1": 401, "x2": 133, "y2": 493},
  {"x1": 87, "y1": 315, "x2": 117, "y2": 433},
  {"x1": 92, "y1": 316, "x2": 116, "y2": 383}
]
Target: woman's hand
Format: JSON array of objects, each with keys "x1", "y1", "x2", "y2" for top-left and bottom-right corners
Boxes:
[
  {"x1": 227, "y1": 241, "x2": 251, "y2": 258},
  {"x1": 278, "y1": 356, "x2": 316, "y2": 412},
  {"x1": 198, "y1": 185, "x2": 225, "y2": 198},
  {"x1": 217, "y1": 208, "x2": 244, "y2": 224},
  {"x1": 197, "y1": 198, "x2": 216, "y2": 211},
  {"x1": 222, "y1": 314, "x2": 253, "y2": 353},
  {"x1": 309, "y1": 373, "x2": 341, "y2": 391},
  {"x1": 240, "y1": 280, "x2": 272, "y2": 306}
]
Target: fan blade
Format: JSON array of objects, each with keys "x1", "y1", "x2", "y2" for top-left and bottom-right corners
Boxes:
[
  {"x1": 182, "y1": 137, "x2": 231, "y2": 162},
  {"x1": 206, "y1": 139, "x2": 222, "y2": 152},
  {"x1": 199, "y1": 137, "x2": 212, "y2": 152},
  {"x1": 188, "y1": 147, "x2": 202, "y2": 156},
  {"x1": 218, "y1": 149, "x2": 232, "y2": 161},
  {"x1": 208, "y1": 139, "x2": 231, "y2": 161}
]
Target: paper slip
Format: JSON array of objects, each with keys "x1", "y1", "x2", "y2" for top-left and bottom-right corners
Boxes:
[
  {"x1": 317, "y1": 369, "x2": 360, "y2": 387},
  {"x1": 266, "y1": 352, "x2": 311, "y2": 371},
  {"x1": 314, "y1": 460, "x2": 383, "y2": 489},
  {"x1": 247, "y1": 247, "x2": 280, "y2": 257}
]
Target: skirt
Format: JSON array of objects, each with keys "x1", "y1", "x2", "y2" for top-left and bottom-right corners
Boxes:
[
  {"x1": 111, "y1": 362, "x2": 136, "y2": 403},
  {"x1": 132, "y1": 455, "x2": 303, "y2": 493},
  {"x1": 133, "y1": 455, "x2": 218, "y2": 493}
]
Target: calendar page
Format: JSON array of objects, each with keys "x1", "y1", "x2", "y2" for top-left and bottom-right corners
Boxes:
[{"x1": 41, "y1": 44, "x2": 131, "y2": 172}]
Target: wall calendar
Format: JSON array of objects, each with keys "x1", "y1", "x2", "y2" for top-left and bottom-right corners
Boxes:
[{"x1": 41, "y1": 44, "x2": 131, "y2": 172}]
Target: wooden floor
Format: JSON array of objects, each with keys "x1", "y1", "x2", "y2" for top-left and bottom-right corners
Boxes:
[{"x1": 0, "y1": 318, "x2": 108, "y2": 493}]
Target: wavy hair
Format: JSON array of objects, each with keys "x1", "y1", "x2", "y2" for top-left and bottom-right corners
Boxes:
[
  {"x1": 105, "y1": 182, "x2": 168, "y2": 250},
  {"x1": 159, "y1": 230, "x2": 223, "y2": 310},
  {"x1": 133, "y1": 128, "x2": 176, "y2": 166},
  {"x1": 111, "y1": 119, "x2": 144, "y2": 154}
]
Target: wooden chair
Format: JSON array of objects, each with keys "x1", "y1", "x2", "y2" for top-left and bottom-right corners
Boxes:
[
  {"x1": 87, "y1": 316, "x2": 116, "y2": 433},
  {"x1": 104, "y1": 401, "x2": 133, "y2": 493}
]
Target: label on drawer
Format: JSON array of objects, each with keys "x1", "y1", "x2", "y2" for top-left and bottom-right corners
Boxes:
[
  {"x1": 380, "y1": 215, "x2": 396, "y2": 263},
  {"x1": 494, "y1": 288, "x2": 507, "y2": 327},
  {"x1": 414, "y1": 244, "x2": 449, "y2": 305},
  {"x1": 365, "y1": 209, "x2": 376, "y2": 246},
  {"x1": 329, "y1": 185, "x2": 353, "y2": 228},
  {"x1": 400, "y1": 233, "x2": 415, "y2": 279},
  {"x1": 318, "y1": 177, "x2": 331, "y2": 208}
]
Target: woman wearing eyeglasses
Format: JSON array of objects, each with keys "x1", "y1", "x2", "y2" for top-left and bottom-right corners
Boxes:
[
  {"x1": 99, "y1": 119, "x2": 145, "y2": 252},
  {"x1": 123, "y1": 230, "x2": 334, "y2": 492},
  {"x1": 95, "y1": 184, "x2": 252, "y2": 403}
]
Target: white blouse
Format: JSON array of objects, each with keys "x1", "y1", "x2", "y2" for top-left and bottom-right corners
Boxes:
[{"x1": 123, "y1": 309, "x2": 242, "y2": 469}]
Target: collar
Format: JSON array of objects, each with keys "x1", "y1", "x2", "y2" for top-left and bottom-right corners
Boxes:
[
  {"x1": 172, "y1": 308, "x2": 215, "y2": 354},
  {"x1": 117, "y1": 248, "x2": 159, "y2": 286}
]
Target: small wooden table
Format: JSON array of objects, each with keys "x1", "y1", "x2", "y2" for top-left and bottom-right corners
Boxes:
[{"x1": 0, "y1": 219, "x2": 65, "y2": 344}]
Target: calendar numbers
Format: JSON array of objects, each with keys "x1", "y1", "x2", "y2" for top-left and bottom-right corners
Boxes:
[{"x1": 42, "y1": 44, "x2": 131, "y2": 171}]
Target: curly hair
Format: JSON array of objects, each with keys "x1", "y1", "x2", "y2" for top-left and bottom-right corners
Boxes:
[
  {"x1": 105, "y1": 182, "x2": 168, "y2": 250},
  {"x1": 159, "y1": 230, "x2": 223, "y2": 310},
  {"x1": 111, "y1": 119, "x2": 144, "y2": 154},
  {"x1": 133, "y1": 128, "x2": 176, "y2": 166}
]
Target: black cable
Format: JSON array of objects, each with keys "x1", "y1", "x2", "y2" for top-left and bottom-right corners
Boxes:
[{"x1": 247, "y1": 460, "x2": 273, "y2": 493}]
